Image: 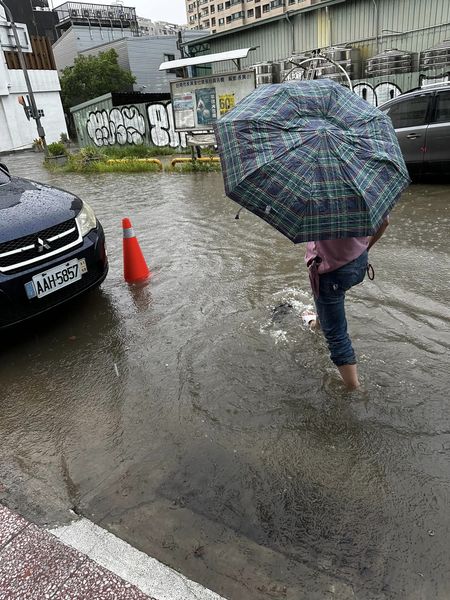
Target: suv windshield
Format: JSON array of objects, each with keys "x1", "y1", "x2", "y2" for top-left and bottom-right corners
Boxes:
[{"x1": 0, "y1": 167, "x2": 10, "y2": 185}]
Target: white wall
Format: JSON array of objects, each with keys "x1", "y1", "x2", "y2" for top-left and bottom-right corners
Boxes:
[{"x1": 0, "y1": 66, "x2": 68, "y2": 153}]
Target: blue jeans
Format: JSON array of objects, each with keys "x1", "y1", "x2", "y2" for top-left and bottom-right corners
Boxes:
[{"x1": 314, "y1": 251, "x2": 368, "y2": 367}]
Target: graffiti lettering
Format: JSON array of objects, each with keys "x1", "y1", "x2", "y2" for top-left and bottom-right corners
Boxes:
[
  {"x1": 147, "y1": 102, "x2": 187, "y2": 148},
  {"x1": 84, "y1": 102, "x2": 186, "y2": 149},
  {"x1": 87, "y1": 106, "x2": 146, "y2": 146},
  {"x1": 419, "y1": 74, "x2": 449, "y2": 86}
]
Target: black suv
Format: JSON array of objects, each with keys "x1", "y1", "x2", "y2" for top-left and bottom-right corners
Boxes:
[
  {"x1": 379, "y1": 82, "x2": 450, "y2": 177},
  {"x1": 0, "y1": 163, "x2": 108, "y2": 328}
]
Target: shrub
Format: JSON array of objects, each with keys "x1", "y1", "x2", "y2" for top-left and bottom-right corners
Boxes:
[
  {"x1": 168, "y1": 159, "x2": 222, "y2": 173},
  {"x1": 67, "y1": 146, "x2": 107, "y2": 172},
  {"x1": 32, "y1": 138, "x2": 44, "y2": 151},
  {"x1": 47, "y1": 141, "x2": 68, "y2": 157},
  {"x1": 101, "y1": 145, "x2": 180, "y2": 158}
]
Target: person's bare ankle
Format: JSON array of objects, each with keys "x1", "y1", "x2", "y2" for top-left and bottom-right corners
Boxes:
[
  {"x1": 345, "y1": 379, "x2": 360, "y2": 391},
  {"x1": 337, "y1": 364, "x2": 360, "y2": 390}
]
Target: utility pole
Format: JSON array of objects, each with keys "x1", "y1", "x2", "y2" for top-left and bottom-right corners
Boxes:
[{"x1": 0, "y1": 0, "x2": 49, "y2": 155}]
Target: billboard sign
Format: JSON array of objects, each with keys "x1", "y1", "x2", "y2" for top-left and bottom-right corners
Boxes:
[{"x1": 170, "y1": 70, "x2": 256, "y2": 132}]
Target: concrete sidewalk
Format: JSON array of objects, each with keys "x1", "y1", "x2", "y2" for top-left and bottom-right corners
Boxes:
[{"x1": 0, "y1": 504, "x2": 226, "y2": 600}]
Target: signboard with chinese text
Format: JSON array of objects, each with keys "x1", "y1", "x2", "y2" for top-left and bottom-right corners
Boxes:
[{"x1": 170, "y1": 71, "x2": 256, "y2": 132}]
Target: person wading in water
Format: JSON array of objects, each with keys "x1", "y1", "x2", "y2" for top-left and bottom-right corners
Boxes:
[{"x1": 303, "y1": 217, "x2": 389, "y2": 390}]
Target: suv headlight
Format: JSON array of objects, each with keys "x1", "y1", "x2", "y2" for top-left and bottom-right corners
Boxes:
[{"x1": 76, "y1": 201, "x2": 97, "y2": 237}]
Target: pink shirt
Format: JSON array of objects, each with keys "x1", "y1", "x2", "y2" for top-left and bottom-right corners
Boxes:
[{"x1": 305, "y1": 237, "x2": 369, "y2": 274}]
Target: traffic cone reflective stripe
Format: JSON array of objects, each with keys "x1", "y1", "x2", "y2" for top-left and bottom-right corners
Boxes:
[
  {"x1": 122, "y1": 217, "x2": 150, "y2": 284},
  {"x1": 123, "y1": 226, "x2": 135, "y2": 239}
]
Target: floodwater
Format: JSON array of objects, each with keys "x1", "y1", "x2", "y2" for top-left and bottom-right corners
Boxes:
[{"x1": 1, "y1": 151, "x2": 450, "y2": 600}]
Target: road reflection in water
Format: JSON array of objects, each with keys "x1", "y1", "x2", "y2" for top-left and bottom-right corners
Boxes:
[{"x1": 1, "y1": 152, "x2": 450, "y2": 600}]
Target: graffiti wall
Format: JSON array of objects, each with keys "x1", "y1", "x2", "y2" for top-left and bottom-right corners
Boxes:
[
  {"x1": 74, "y1": 100, "x2": 187, "y2": 149},
  {"x1": 353, "y1": 81, "x2": 402, "y2": 106},
  {"x1": 352, "y1": 73, "x2": 449, "y2": 106},
  {"x1": 74, "y1": 72, "x2": 450, "y2": 147}
]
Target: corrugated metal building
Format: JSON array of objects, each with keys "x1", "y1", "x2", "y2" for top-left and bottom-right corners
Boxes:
[
  {"x1": 183, "y1": 0, "x2": 450, "y2": 100},
  {"x1": 52, "y1": 24, "x2": 132, "y2": 71}
]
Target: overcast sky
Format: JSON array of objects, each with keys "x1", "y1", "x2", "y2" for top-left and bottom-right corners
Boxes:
[{"x1": 50, "y1": 0, "x2": 188, "y2": 24}]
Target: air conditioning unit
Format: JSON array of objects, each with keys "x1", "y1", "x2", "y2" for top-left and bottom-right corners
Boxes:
[
  {"x1": 70, "y1": 8, "x2": 79, "y2": 17},
  {"x1": 107, "y1": 11, "x2": 114, "y2": 18},
  {"x1": 82, "y1": 9, "x2": 90, "y2": 17},
  {"x1": 95, "y1": 10, "x2": 102, "y2": 17},
  {"x1": 123, "y1": 13, "x2": 130, "y2": 19}
]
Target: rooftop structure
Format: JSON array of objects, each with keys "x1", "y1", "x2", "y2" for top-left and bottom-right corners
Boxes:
[{"x1": 53, "y1": 2, "x2": 139, "y2": 36}]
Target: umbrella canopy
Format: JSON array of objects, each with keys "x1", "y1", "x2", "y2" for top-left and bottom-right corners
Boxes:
[{"x1": 213, "y1": 79, "x2": 410, "y2": 243}]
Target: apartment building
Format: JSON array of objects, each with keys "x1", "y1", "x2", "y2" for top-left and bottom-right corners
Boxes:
[
  {"x1": 185, "y1": 0, "x2": 316, "y2": 33},
  {"x1": 137, "y1": 18, "x2": 188, "y2": 36}
]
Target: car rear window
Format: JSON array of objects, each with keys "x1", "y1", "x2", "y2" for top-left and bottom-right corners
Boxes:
[{"x1": 384, "y1": 95, "x2": 430, "y2": 129}]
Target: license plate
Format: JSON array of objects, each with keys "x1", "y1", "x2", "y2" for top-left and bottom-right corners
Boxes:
[{"x1": 26, "y1": 258, "x2": 87, "y2": 299}]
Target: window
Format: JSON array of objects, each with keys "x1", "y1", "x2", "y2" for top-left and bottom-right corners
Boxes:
[
  {"x1": 218, "y1": 17, "x2": 225, "y2": 24},
  {"x1": 211, "y1": 17, "x2": 216, "y2": 25},
  {"x1": 255, "y1": 5, "x2": 261, "y2": 16},
  {"x1": 288, "y1": 0, "x2": 296, "y2": 4},
  {"x1": 230, "y1": 10, "x2": 244, "y2": 19},
  {"x1": 217, "y1": 2, "x2": 224, "y2": 9},
  {"x1": 263, "y1": 3, "x2": 270, "y2": 12},
  {"x1": 271, "y1": 0, "x2": 284, "y2": 7},
  {"x1": 163, "y1": 53, "x2": 177, "y2": 74},
  {"x1": 210, "y1": 4, "x2": 215, "y2": 12},
  {"x1": 385, "y1": 96, "x2": 430, "y2": 129},
  {"x1": 247, "y1": 8, "x2": 254, "y2": 16},
  {"x1": 433, "y1": 91, "x2": 450, "y2": 124}
]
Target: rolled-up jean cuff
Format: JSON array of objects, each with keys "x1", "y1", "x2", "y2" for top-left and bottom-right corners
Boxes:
[{"x1": 332, "y1": 356, "x2": 357, "y2": 367}]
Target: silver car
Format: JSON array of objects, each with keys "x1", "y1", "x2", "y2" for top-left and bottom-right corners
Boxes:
[{"x1": 379, "y1": 82, "x2": 450, "y2": 178}]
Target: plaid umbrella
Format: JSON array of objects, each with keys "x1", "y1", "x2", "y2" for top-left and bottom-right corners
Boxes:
[{"x1": 213, "y1": 79, "x2": 410, "y2": 243}]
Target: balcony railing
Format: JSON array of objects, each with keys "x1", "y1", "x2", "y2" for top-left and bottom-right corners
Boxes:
[{"x1": 55, "y1": 2, "x2": 137, "y2": 24}]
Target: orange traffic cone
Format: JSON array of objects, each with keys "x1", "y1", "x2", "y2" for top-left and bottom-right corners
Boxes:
[{"x1": 122, "y1": 217, "x2": 150, "y2": 284}]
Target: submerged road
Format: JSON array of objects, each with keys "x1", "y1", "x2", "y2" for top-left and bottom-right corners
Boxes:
[{"x1": 1, "y1": 151, "x2": 450, "y2": 599}]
